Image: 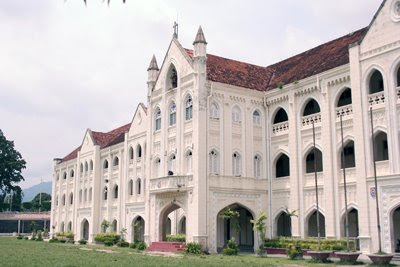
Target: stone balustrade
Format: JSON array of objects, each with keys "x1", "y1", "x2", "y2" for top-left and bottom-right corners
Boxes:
[
  {"x1": 302, "y1": 113, "x2": 321, "y2": 127},
  {"x1": 150, "y1": 175, "x2": 193, "y2": 193},
  {"x1": 272, "y1": 121, "x2": 289, "y2": 134},
  {"x1": 368, "y1": 91, "x2": 385, "y2": 106}
]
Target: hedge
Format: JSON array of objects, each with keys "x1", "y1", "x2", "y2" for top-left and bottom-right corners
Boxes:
[
  {"x1": 94, "y1": 233, "x2": 121, "y2": 245},
  {"x1": 264, "y1": 238, "x2": 355, "y2": 251},
  {"x1": 166, "y1": 234, "x2": 186, "y2": 242}
]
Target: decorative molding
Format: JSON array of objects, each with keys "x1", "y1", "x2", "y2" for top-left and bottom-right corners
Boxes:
[
  {"x1": 360, "y1": 40, "x2": 400, "y2": 60},
  {"x1": 229, "y1": 95, "x2": 246, "y2": 103},
  {"x1": 327, "y1": 75, "x2": 350, "y2": 87},
  {"x1": 294, "y1": 85, "x2": 319, "y2": 97},
  {"x1": 266, "y1": 95, "x2": 289, "y2": 106}
]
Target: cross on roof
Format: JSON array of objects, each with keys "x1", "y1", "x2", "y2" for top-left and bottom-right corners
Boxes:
[{"x1": 173, "y1": 21, "x2": 178, "y2": 39}]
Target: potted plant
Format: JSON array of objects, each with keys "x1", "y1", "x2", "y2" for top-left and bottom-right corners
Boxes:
[
  {"x1": 287, "y1": 242, "x2": 303, "y2": 260},
  {"x1": 367, "y1": 251, "x2": 393, "y2": 265},
  {"x1": 334, "y1": 240, "x2": 360, "y2": 264},
  {"x1": 307, "y1": 243, "x2": 332, "y2": 263},
  {"x1": 250, "y1": 211, "x2": 267, "y2": 257}
]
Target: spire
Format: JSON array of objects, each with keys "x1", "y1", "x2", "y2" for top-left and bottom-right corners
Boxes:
[
  {"x1": 147, "y1": 55, "x2": 159, "y2": 71},
  {"x1": 193, "y1": 26, "x2": 207, "y2": 45}
]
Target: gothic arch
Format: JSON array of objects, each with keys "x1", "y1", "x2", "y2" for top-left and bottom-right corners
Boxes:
[
  {"x1": 231, "y1": 104, "x2": 242, "y2": 123},
  {"x1": 271, "y1": 106, "x2": 289, "y2": 124},
  {"x1": 363, "y1": 65, "x2": 386, "y2": 95},
  {"x1": 158, "y1": 201, "x2": 187, "y2": 241},
  {"x1": 299, "y1": 97, "x2": 321, "y2": 117},
  {"x1": 165, "y1": 62, "x2": 179, "y2": 90},
  {"x1": 334, "y1": 86, "x2": 353, "y2": 108},
  {"x1": 390, "y1": 56, "x2": 400, "y2": 87}
]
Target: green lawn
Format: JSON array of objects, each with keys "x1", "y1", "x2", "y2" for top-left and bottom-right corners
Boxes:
[{"x1": 0, "y1": 237, "x2": 348, "y2": 267}]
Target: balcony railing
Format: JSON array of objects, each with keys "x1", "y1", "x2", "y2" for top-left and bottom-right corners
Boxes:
[
  {"x1": 368, "y1": 91, "x2": 385, "y2": 106},
  {"x1": 302, "y1": 113, "x2": 321, "y2": 127},
  {"x1": 336, "y1": 104, "x2": 353, "y2": 119},
  {"x1": 150, "y1": 175, "x2": 193, "y2": 193},
  {"x1": 272, "y1": 121, "x2": 289, "y2": 134}
]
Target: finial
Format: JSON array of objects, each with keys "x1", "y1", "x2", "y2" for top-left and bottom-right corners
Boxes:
[
  {"x1": 193, "y1": 26, "x2": 207, "y2": 45},
  {"x1": 173, "y1": 21, "x2": 178, "y2": 39},
  {"x1": 147, "y1": 55, "x2": 159, "y2": 71}
]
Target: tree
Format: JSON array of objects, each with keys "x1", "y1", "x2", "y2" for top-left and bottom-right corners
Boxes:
[
  {"x1": 250, "y1": 211, "x2": 267, "y2": 246},
  {"x1": 0, "y1": 130, "x2": 26, "y2": 194},
  {"x1": 31, "y1": 193, "x2": 51, "y2": 211}
]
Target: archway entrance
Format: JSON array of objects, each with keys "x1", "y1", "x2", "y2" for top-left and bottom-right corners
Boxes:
[
  {"x1": 392, "y1": 207, "x2": 400, "y2": 253},
  {"x1": 132, "y1": 216, "x2": 145, "y2": 242},
  {"x1": 178, "y1": 216, "x2": 186, "y2": 234},
  {"x1": 217, "y1": 204, "x2": 254, "y2": 252},
  {"x1": 159, "y1": 203, "x2": 185, "y2": 241},
  {"x1": 276, "y1": 212, "x2": 291, "y2": 237},
  {"x1": 307, "y1": 210, "x2": 325, "y2": 237},
  {"x1": 81, "y1": 219, "x2": 89, "y2": 241},
  {"x1": 341, "y1": 209, "x2": 359, "y2": 249}
]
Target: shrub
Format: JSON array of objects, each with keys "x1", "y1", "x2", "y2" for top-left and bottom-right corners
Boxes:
[
  {"x1": 287, "y1": 244, "x2": 302, "y2": 260},
  {"x1": 136, "y1": 242, "x2": 147, "y2": 250},
  {"x1": 185, "y1": 242, "x2": 202, "y2": 254},
  {"x1": 222, "y1": 239, "x2": 238, "y2": 256},
  {"x1": 59, "y1": 239, "x2": 66, "y2": 243},
  {"x1": 30, "y1": 237, "x2": 36, "y2": 241},
  {"x1": 66, "y1": 240, "x2": 75, "y2": 244},
  {"x1": 104, "y1": 240, "x2": 114, "y2": 247},
  {"x1": 36, "y1": 231, "x2": 43, "y2": 241},
  {"x1": 129, "y1": 243, "x2": 137, "y2": 249},
  {"x1": 17, "y1": 235, "x2": 23, "y2": 240},
  {"x1": 65, "y1": 231, "x2": 74, "y2": 239},
  {"x1": 94, "y1": 233, "x2": 121, "y2": 244},
  {"x1": 24, "y1": 236, "x2": 29, "y2": 240},
  {"x1": 166, "y1": 234, "x2": 186, "y2": 242},
  {"x1": 116, "y1": 241, "x2": 129, "y2": 247},
  {"x1": 49, "y1": 238, "x2": 59, "y2": 243},
  {"x1": 264, "y1": 238, "x2": 354, "y2": 251},
  {"x1": 79, "y1": 239, "x2": 87, "y2": 245}
]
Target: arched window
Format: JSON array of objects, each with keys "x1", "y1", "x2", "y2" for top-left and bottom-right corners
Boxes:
[
  {"x1": 129, "y1": 147, "x2": 134, "y2": 161},
  {"x1": 84, "y1": 161, "x2": 88, "y2": 172},
  {"x1": 80, "y1": 163, "x2": 83, "y2": 173},
  {"x1": 154, "y1": 158, "x2": 161, "y2": 177},
  {"x1": 169, "y1": 101, "x2": 177, "y2": 126},
  {"x1": 273, "y1": 108, "x2": 288, "y2": 124},
  {"x1": 276, "y1": 154, "x2": 290, "y2": 178},
  {"x1": 63, "y1": 172, "x2": 67, "y2": 180},
  {"x1": 62, "y1": 194, "x2": 66, "y2": 206},
  {"x1": 88, "y1": 188, "x2": 92, "y2": 202},
  {"x1": 185, "y1": 150, "x2": 193, "y2": 174},
  {"x1": 232, "y1": 152, "x2": 242, "y2": 176},
  {"x1": 84, "y1": 189, "x2": 87, "y2": 202},
  {"x1": 155, "y1": 108, "x2": 161, "y2": 131},
  {"x1": 397, "y1": 66, "x2": 400, "y2": 87},
  {"x1": 70, "y1": 169, "x2": 74, "y2": 178},
  {"x1": 113, "y1": 185, "x2": 118, "y2": 199},
  {"x1": 374, "y1": 131, "x2": 389, "y2": 161},
  {"x1": 232, "y1": 106, "x2": 241, "y2": 123},
  {"x1": 103, "y1": 187, "x2": 108, "y2": 200},
  {"x1": 168, "y1": 154, "x2": 176, "y2": 175},
  {"x1": 79, "y1": 189, "x2": 82, "y2": 203},
  {"x1": 253, "y1": 110, "x2": 261, "y2": 125},
  {"x1": 341, "y1": 140, "x2": 356, "y2": 168},
  {"x1": 129, "y1": 180, "x2": 134, "y2": 195},
  {"x1": 89, "y1": 160, "x2": 93, "y2": 171},
  {"x1": 210, "y1": 103, "x2": 219, "y2": 119},
  {"x1": 113, "y1": 157, "x2": 119, "y2": 167},
  {"x1": 254, "y1": 154, "x2": 262, "y2": 177},
  {"x1": 305, "y1": 148, "x2": 323, "y2": 173},
  {"x1": 68, "y1": 221, "x2": 72, "y2": 231},
  {"x1": 137, "y1": 144, "x2": 142, "y2": 159},
  {"x1": 209, "y1": 150, "x2": 219, "y2": 174},
  {"x1": 185, "y1": 95, "x2": 193, "y2": 120},
  {"x1": 60, "y1": 222, "x2": 65, "y2": 232},
  {"x1": 112, "y1": 220, "x2": 118, "y2": 232},
  {"x1": 103, "y1": 160, "x2": 109, "y2": 170},
  {"x1": 136, "y1": 178, "x2": 141, "y2": 195},
  {"x1": 55, "y1": 195, "x2": 59, "y2": 206},
  {"x1": 303, "y1": 99, "x2": 320, "y2": 116},
  {"x1": 369, "y1": 70, "x2": 384, "y2": 94},
  {"x1": 167, "y1": 65, "x2": 178, "y2": 89},
  {"x1": 337, "y1": 88, "x2": 352, "y2": 107},
  {"x1": 69, "y1": 193, "x2": 73, "y2": 205}
]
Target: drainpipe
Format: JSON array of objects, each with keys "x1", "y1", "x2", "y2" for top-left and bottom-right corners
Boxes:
[
  {"x1": 205, "y1": 82, "x2": 213, "y2": 247},
  {"x1": 263, "y1": 94, "x2": 273, "y2": 238}
]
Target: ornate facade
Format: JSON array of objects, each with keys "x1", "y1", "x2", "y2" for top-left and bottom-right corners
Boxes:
[{"x1": 51, "y1": 0, "x2": 400, "y2": 253}]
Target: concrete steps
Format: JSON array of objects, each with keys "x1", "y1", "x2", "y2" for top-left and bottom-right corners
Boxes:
[{"x1": 148, "y1": 241, "x2": 185, "y2": 252}]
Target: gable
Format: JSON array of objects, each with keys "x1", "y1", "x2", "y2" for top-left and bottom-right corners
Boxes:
[
  {"x1": 360, "y1": 0, "x2": 400, "y2": 54},
  {"x1": 80, "y1": 129, "x2": 96, "y2": 154},
  {"x1": 128, "y1": 103, "x2": 148, "y2": 137}
]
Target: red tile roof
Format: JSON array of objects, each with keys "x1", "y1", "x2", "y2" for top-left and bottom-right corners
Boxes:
[
  {"x1": 186, "y1": 27, "x2": 367, "y2": 91},
  {"x1": 60, "y1": 123, "x2": 130, "y2": 163}
]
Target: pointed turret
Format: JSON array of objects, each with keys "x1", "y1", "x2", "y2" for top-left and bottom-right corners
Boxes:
[
  {"x1": 147, "y1": 55, "x2": 159, "y2": 100},
  {"x1": 193, "y1": 26, "x2": 207, "y2": 58}
]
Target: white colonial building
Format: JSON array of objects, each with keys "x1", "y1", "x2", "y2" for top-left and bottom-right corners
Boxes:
[{"x1": 51, "y1": 0, "x2": 400, "y2": 254}]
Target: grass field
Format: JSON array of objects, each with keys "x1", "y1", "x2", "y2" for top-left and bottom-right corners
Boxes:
[{"x1": 0, "y1": 237, "x2": 351, "y2": 267}]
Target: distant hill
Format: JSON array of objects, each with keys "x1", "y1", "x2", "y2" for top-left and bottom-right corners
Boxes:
[{"x1": 22, "y1": 182, "x2": 52, "y2": 202}]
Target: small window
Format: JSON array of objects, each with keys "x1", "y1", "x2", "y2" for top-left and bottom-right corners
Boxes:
[
  {"x1": 306, "y1": 148, "x2": 323, "y2": 173},
  {"x1": 253, "y1": 110, "x2": 261, "y2": 125},
  {"x1": 168, "y1": 154, "x2": 176, "y2": 175},
  {"x1": 84, "y1": 189, "x2": 87, "y2": 202},
  {"x1": 341, "y1": 141, "x2": 356, "y2": 168},
  {"x1": 254, "y1": 154, "x2": 262, "y2": 177},
  {"x1": 136, "y1": 179, "x2": 141, "y2": 195},
  {"x1": 210, "y1": 103, "x2": 219, "y2": 119},
  {"x1": 62, "y1": 194, "x2": 66, "y2": 206},
  {"x1": 129, "y1": 147, "x2": 134, "y2": 161},
  {"x1": 84, "y1": 162, "x2": 88, "y2": 172},
  {"x1": 155, "y1": 108, "x2": 161, "y2": 131},
  {"x1": 397, "y1": 66, "x2": 400, "y2": 87},
  {"x1": 56, "y1": 174, "x2": 60, "y2": 181},
  {"x1": 89, "y1": 188, "x2": 92, "y2": 202},
  {"x1": 69, "y1": 193, "x2": 73, "y2": 205},
  {"x1": 80, "y1": 163, "x2": 83, "y2": 173},
  {"x1": 137, "y1": 144, "x2": 142, "y2": 159},
  {"x1": 337, "y1": 88, "x2": 352, "y2": 107},
  {"x1": 303, "y1": 99, "x2": 320, "y2": 116},
  {"x1": 154, "y1": 158, "x2": 161, "y2": 177},
  {"x1": 70, "y1": 169, "x2": 74, "y2": 178},
  {"x1": 103, "y1": 160, "x2": 109, "y2": 170},
  {"x1": 232, "y1": 106, "x2": 241, "y2": 123},
  {"x1": 103, "y1": 187, "x2": 108, "y2": 200},
  {"x1": 113, "y1": 157, "x2": 119, "y2": 167},
  {"x1": 55, "y1": 195, "x2": 59, "y2": 206},
  {"x1": 369, "y1": 70, "x2": 384, "y2": 94},
  {"x1": 112, "y1": 220, "x2": 118, "y2": 232},
  {"x1": 232, "y1": 152, "x2": 242, "y2": 176},
  {"x1": 79, "y1": 190, "x2": 82, "y2": 203},
  {"x1": 186, "y1": 150, "x2": 193, "y2": 174},
  {"x1": 129, "y1": 180, "x2": 134, "y2": 195},
  {"x1": 374, "y1": 131, "x2": 389, "y2": 161},
  {"x1": 89, "y1": 160, "x2": 93, "y2": 171},
  {"x1": 185, "y1": 95, "x2": 193, "y2": 120},
  {"x1": 167, "y1": 65, "x2": 178, "y2": 89},
  {"x1": 273, "y1": 108, "x2": 288, "y2": 124},
  {"x1": 114, "y1": 185, "x2": 118, "y2": 199},
  {"x1": 63, "y1": 172, "x2": 67, "y2": 180},
  {"x1": 276, "y1": 154, "x2": 290, "y2": 178},
  {"x1": 209, "y1": 150, "x2": 219, "y2": 174},
  {"x1": 169, "y1": 102, "x2": 177, "y2": 126}
]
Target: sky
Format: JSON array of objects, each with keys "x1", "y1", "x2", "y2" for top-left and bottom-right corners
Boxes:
[{"x1": 0, "y1": 0, "x2": 382, "y2": 189}]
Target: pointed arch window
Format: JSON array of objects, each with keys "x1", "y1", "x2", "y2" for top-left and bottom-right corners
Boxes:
[
  {"x1": 253, "y1": 110, "x2": 261, "y2": 125},
  {"x1": 341, "y1": 140, "x2": 356, "y2": 168},
  {"x1": 232, "y1": 106, "x2": 241, "y2": 123},
  {"x1": 397, "y1": 66, "x2": 400, "y2": 87},
  {"x1": 155, "y1": 108, "x2": 161, "y2": 131},
  {"x1": 129, "y1": 179, "x2": 134, "y2": 195},
  {"x1": 80, "y1": 163, "x2": 83, "y2": 173},
  {"x1": 89, "y1": 160, "x2": 93, "y2": 171},
  {"x1": 303, "y1": 99, "x2": 320, "y2": 116},
  {"x1": 168, "y1": 154, "x2": 176, "y2": 175},
  {"x1": 129, "y1": 147, "x2": 134, "y2": 162},
  {"x1": 210, "y1": 103, "x2": 219, "y2": 119},
  {"x1": 154, "y1": 158, "x2": 161, "y2": 177},
  {"x1": 84, "y1": 189, "x2": 87, "y2": 202},
  {"x1": 113, "y1": 185, "x2": 118, "y2": 199},
  {"x1": 63, "y1": 172, "x2": 67, "y2": 180},
  {"x1": 374, "y1": 131, "x2": 389, "y2": 161},
  {"x1": 136, "y1": 144, "x2": 142, "y2": 159},
  {"x1": 369, "y1": 70, "x2": 384, "y2": 94},
  {"x1": 79, "y1": 189, "x2": 82, "y2": 203},
  {"x1": 276, "y1": 154, "x2": 290, "y2": 178},
  {"x1": 113, "y1": 156, "x2": 119, "y2": 167},
  {"x1": 167, "y1": 65, "x2": 178, "y2": 89},
  {"x1": 69, "y1": 193, "x2": 73, "y2": 205},
  {"x1": 84, "y1": 161, "x2": 88, "y2": 172},
  {"x1": 88, "y1": 188, "x2": 92, "y2": 202},
  {"x1": 169, "y1": 102, "x2": 177, "y2": 126},
  {"x1": 185, "y1": 150, "x2": 193, "y2": 174},
  {"x1": 185, "y1": 95, "x2": 193, "y2": 120},
  {"x1": 274, "y1": 108, "x2": 288, "y2": 124},
  {"x1": 254, "y1": 154, "x2": 262, "y2": 177},
  {"x1": 209, "y1": 150, "x2": 219, "y2": 174},
  {"x1": 103, "y1": 160, "x2": 109, "y2": 170},
  {"x1": 306, "y1": 148, "x2": 323, "y2": 173},
  {"x1": 62, "y1": 194, "x2": 66, "y2": 206},
  {"x1": 136, "y1": 178, "x2": 142, "y2": 195},
  {"x1": 232, "y1": 152, "x2": 242, "y2": 177},
  {"x1": 337, "y1": 88, "x2": 352, "y2": 107},
  {"x1": 70, "y1": 169, "x2": 74, "y2": 178},
  {"x1": 103, "y1": 187, "x2": 108, "y2": 200}
]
